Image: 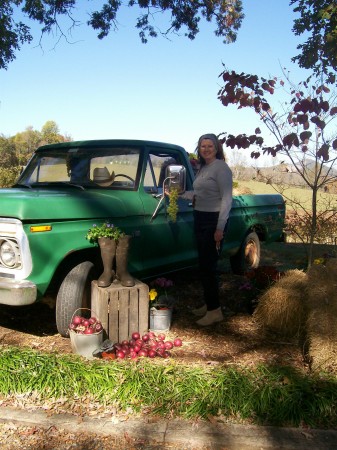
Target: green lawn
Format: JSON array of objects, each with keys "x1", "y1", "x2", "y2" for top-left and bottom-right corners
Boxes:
[{"x1": 237, "y1": 179, "x2": 337, "y2": 212}]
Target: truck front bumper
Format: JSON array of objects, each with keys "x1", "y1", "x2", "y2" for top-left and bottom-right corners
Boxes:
[{"x1": 0, "y1": 278, "x2": 37, "y2": 306}]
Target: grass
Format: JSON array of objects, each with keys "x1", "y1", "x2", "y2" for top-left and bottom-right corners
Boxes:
[
  {"x1": 0, "y1": 346, "x2": 336, "y2": 429},
  {"x1": 238, "y1": 180, "x2": 337, "y2": 212}
]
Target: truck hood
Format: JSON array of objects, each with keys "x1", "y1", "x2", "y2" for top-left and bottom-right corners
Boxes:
[{"x1": 0, "y1": 188, "x2": 141, "y2": 221}]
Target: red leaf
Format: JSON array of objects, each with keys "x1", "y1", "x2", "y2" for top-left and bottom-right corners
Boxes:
[
  {"x1": 255, "y1": 127, "x2": 261, "y2": 134},
  {"x1": 300, "y1": 131, "x2": 312, "y2": 142},
  {"x1": 311, "y1": 116, "x2": 326, "y2": 129},
  {"x1": 261, "y1": 102, "x2": 270, "y2": 111},
  {"x1": 297, "y1": 114, "x2": 308, "y2": 124},
  {"x1": 293, "y1": 103, "x2": 302, "y2": 113},
  {"x1": 330, "y1": 107, "x2": 337, "y2": 116},
  {"x1": 317, "y1": 144, "x2": 329, "y2": 161},
  {"x1": 251, "y1": 151, "x2": 260, "y2": 159},
  {"x1": 320, "y1": 101, "x2": 329, "y2": 112},
  {"x1": 283, "y1": 133, "x2": 300, "y2": 148}
]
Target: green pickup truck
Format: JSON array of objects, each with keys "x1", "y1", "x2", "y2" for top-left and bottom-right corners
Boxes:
[{"x1": 0, "y1": 139, "x2": 285, "y2": 335}]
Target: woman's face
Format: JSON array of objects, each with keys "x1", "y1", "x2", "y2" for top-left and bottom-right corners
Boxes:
[{"x1": 199, "y1": 139, "x2": 216, "y2": 164}]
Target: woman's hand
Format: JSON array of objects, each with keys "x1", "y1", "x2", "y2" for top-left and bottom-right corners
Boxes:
[{"x1": 214, "y1": 229, "x2": 223, "y2": 244}]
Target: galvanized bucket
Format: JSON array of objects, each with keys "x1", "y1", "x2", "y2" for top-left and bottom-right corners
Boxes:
[
  {"x1": 149, "y1": 307, "x2": 172, "y2": 332},
  {"x1": 69, "y1": 308, "x2": 103, "y2": 360}
]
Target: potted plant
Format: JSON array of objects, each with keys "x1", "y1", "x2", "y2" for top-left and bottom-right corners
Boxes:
[
  {"x1": 85, "y1": 222, "x2": 134, "y2": 288},
  {"x1": 86, "y1": 222, "x2": 125, "y2": 244},
  {"x1": 148, "y1": 278, "x2": 175, "y2": 331},
  {"x1": 149, "y1": 277, "x2": 175, "y2": 307}
]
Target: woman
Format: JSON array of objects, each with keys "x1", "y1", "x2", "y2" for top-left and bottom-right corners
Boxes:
[{"x1": 192, "y1": 133, "x2": 233, "y2": 326}]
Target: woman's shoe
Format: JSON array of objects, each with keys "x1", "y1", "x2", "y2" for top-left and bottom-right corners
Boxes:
[
  {"x1": 196, "y1": 307, "x2": 223, "y2": 326},
  {"x1": 192, "y1": 304, "x2": 207, "y2": 316}
]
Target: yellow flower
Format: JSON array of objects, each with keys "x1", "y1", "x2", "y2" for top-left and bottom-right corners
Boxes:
[
  {"x1": 149, "y1": 289, "x2": 158, "y2": 301},
  {"x1": 314, "y1": 258, "x2": 325, "y2": 265}
]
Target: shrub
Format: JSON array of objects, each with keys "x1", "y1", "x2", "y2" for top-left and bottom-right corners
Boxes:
[{"x1": 0, "y1": 166, "x2": 21, "y2": 187}]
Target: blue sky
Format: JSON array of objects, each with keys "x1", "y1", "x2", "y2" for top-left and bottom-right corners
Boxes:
[{"x1": 0, "y1": 0, "x2": 310, "y2": 163}]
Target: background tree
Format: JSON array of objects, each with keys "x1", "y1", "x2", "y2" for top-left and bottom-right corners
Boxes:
[
  {"x1": 13, "y1": 126, "x2": 41, "y2": 166},
  {"x1": 40, "y1": 120, "x2": 68, "y2": 145},
  {"x1": 0, "y1": 135, "x2": 18, "y2": 168},
  {"x1": 0, "y1": 121, "x2": 71, "y2": 187},
  {"x1": 217, "y1": 69, "x2": 337, "y2": 268},
  {"x1": 0, "y1": 0, "x2": 244, "y2": 70},
  {"x1": 291, "y1": 0, "x2": 337, "y2": 78},
  {"x1": 0, "y1": 135, "x2": 20, "y2": 187}
]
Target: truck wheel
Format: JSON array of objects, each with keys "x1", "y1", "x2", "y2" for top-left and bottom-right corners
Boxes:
[
  {"x1": 56, "y1": 261, "x2": 95, "y2": 337},
  {"x1": 230, "y1": 232, "x2": 260, "y2": 275}
]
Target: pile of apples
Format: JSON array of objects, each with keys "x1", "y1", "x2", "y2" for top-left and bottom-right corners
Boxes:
[
  {"x1": 69, "y1": 314, "x2": 103, "y2": 335},
  {"x1": 101, "y1": 331, "x2": 183, "y2": 360}
]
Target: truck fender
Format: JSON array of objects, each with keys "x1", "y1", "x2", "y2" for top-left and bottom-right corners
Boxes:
[
  {"x1": 229, "y1": 231, "x2": 260, "y2": 275},
  {"x1": 55, "y1": 261, "x2": 96, "y2": 337}
]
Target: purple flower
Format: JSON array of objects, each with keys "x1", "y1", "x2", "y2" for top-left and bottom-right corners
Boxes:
[
  {"x1": 239, "y1": 282, "x2": 253, "y2": 291},
  {"x1": 152, "y1": 277, "x2": 174, "y2": 290}
]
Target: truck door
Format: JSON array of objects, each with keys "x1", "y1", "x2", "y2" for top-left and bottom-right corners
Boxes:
[{"x1": 139, "y1": 149, "x2": 197, "y2": 275}]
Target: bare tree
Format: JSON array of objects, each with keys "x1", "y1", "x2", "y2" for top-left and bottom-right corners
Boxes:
[{"x1": 217, "y1": 69, "x2": 337, "y2": 267}]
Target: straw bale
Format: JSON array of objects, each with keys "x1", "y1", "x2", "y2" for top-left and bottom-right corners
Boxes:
[
  {"x1": 276, "y1": 269, "x2": 307, "y2": 289},
  {"x1": 253, "y1": 269, "x2": 307, "y2": 337},
  {"x1": 306, "y1": 260, "x2": 337, "y2": 372}
]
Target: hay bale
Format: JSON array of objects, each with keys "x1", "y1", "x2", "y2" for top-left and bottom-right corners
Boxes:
[
  {"x1": 253, "y1": 269, "x2": 307, "y2": 337},
  {"x1": 306, "y1": 260, "x2": 337, "y2": 372}
]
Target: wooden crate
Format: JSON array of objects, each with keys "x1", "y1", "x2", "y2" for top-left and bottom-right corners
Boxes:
[{"x1": 91, "y1": 280, "x2": 149, "y2": 343}]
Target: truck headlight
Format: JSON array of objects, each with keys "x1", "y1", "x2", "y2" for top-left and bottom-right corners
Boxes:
[{"x1": 0, "y1": 239, "x2": 21, "y2": 268}]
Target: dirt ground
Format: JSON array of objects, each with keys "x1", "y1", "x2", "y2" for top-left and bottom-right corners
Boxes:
[
  {"x1": 0, "y1": 273, "x2": 305, "y2": 370},
  {"x1": 1, "y1": 241, "x2": 326, "y2": 370}
]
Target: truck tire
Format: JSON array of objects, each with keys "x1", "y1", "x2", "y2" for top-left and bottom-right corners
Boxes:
[
  {"x1": 56, "y1": 261, "x2": 95, "y2": 337},
  {"x1": 230, "y1": 231, "x2": 260, "y2": 275}
]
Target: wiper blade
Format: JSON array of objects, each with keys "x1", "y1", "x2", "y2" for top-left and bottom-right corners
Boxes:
[
  {"x1": 30, "y1": 182, "x2": 85, "y2": 190},
  {"x1": 12, "y1": 183, "x2": 32, "y2": 189}
]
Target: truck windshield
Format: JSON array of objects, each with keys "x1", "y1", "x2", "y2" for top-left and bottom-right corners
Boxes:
[{"x1": 17, "y1": 147, "x2": 141, "y2": 190}]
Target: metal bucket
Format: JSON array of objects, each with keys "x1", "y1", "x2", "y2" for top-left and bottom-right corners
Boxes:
[
  {"x1": 149, "y1": 307, "x2": 172, "y2": 332},
  {"x1": 69, "y1": 308, "x2": 103, "y2": 359},
  {"x1": 69, "y1": 329, "x2": 103, "y2": 360}
]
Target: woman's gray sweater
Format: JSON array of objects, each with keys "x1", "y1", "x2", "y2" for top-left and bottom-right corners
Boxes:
[{"x1": 193, "y1": 159, "x2": 233, "y2": 230}]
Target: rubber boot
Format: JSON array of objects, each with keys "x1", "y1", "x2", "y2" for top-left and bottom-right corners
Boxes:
[
  {"x1": 196, "y1": 307, "x2": 223, "y2": 326},
  {"x1": 97, "y1": 238, "x2": 116, "y2": 288},
  {"x1": 192, "y1": 304, "x2": 207, "y2": 316},
  {"x1": 116, "y1": 235, "x2": 135, "y2": 287}
]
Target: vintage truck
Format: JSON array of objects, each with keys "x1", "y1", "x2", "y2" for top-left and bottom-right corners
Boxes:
[{"x1": 0, "y1": 139, "x2": 285, "y2": 335}]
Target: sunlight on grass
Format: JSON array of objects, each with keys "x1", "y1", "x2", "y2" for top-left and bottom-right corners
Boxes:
[
  {"x1": 238, "y1": 180, "x2": 337, "y2": 212},
  {"x1": 0, "y1": 347, "x2": 336, "y2": 428}
]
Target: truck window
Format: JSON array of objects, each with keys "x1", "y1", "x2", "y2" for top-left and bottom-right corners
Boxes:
[
  {"x1": 27, "y1": 156, "x2": 70, "y2": 183},
  {"x1": 144, "y1": 153, "x2": 178, "y2": 193},
  {"x1": 18, "y1": 146, "x2": 141, "y2": 189},
  {"x1": 89, "y1": 153, "x2": 139, "y2": 188}
]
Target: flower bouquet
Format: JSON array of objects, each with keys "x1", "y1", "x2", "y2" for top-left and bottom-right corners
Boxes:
[
  {"x1": 149, "y1": 278, "x2": 175, "y2": 331},
  {"x1": 149, "y1": 277, "x2": 175, "y2": 309}
]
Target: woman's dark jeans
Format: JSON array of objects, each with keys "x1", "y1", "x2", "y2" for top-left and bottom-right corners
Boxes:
[{"x1": 193, "y1": 210, "x2": 223, "y2": 311}]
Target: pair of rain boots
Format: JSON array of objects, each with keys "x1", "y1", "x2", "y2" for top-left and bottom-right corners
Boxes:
[
  {"x1": 97, "y1": 235, "x2": 135, "y2": 288},
  {"x1": 192, "y1": 304, "x2": 223, "y2": 326}
]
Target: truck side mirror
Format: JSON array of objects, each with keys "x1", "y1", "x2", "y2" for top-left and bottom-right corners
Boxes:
[
  {"x1": 150, "y1": 164, "x2": 187, "y2": 222},
  {"x1": 165, "y1": 165, "x2": 186, "y2": 194}
]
